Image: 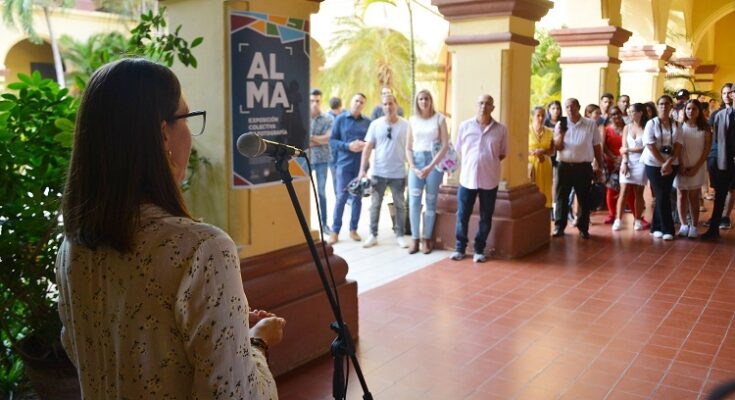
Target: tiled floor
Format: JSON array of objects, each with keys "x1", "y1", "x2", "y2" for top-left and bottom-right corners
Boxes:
[{"x1": 278, "y1": 207, "x2": 735, "y2": 400}]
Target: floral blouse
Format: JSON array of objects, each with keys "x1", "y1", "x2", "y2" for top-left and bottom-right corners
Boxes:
[{"x1": 56, "y1": 204, "x2": 277, "y2": 399}]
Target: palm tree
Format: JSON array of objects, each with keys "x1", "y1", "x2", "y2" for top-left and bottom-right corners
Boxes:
[
  {"x1": 2, "y1": 0, "x2": 74, "y2": 88},
  {"x1": 361, "y1": 0, "x2": 416, "y2": 108},
  {"x1": 320, "y1": 16, "x2": 412, "y2": 115}
]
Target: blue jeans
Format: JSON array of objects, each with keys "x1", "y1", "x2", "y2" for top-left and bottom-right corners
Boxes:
[
  {"x1": 311, "y1": 162, "x2": 329, "y2": 229},
  {"x1": 369, "y1": 176, "x2": 406, "y2": 236},
  {"x1": 332, "y1": 165, "x2": 361, "y2": 233},
  {"x1": 408, "y1": 151, "x2": 443, "y2": 240},
  {"x1": 455, "y1": 185, "x2": 498, "y2": 254}
]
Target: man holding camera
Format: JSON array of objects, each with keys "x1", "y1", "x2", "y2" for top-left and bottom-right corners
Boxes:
[{"x1": 553, "y1": 98, "x2": 604, "y2": 239}]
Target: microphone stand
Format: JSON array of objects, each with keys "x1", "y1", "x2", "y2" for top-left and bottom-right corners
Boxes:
[{"x1": 272, "y1": 153, "x2": 373, "y2": 400}]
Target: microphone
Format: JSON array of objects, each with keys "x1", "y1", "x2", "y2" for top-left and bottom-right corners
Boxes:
[{"x1": 236, "y1": 132, "x2": 305, "y2": 158}]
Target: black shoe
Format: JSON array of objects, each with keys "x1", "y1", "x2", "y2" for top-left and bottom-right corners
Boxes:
[
  {"x1": 720, "y1": 217, "x2": 731, "y2": 230},
  {"x1": 701, "y1": 229, "x2": 720, "y2": 240},
  {"x1": 579, "y1": 231, "x2": 590, "y2": 239},
  {"x1": 552, "y1": 228, "x2": 564, "y2": 237}
]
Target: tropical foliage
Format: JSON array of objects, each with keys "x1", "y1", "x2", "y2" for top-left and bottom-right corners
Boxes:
[
  {"x1": 319, "y1": 16, "x2": 413, "y2": 116},
  {"x1": 360, "y1": 0, "x2": 417, "y2": 108},
  {"x1": 60, "y1": 8, "x2": 202, "y2": 93},
  {"x1": 530, "y1": 29, "x2": 561, "y2": 108}
]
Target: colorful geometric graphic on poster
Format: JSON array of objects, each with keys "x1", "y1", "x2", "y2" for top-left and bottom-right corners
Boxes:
[{"x1": 229, "y1": 10, "x2": 310, "y2": 187}]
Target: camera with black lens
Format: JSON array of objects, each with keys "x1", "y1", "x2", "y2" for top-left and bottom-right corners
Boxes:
[{"x1": 660, "y1": 145, "x2": 673, "y2": 155}]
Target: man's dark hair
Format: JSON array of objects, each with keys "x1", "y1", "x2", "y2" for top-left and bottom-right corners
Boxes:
[
  {"x1": 310, "y1": 88, "x2": 322, "y2": 96},
  {"x1": 600, "y1": 92, "x2": 614, "y2": 101},
  {"x1": 329, "y1": 97, "x2": 342, "y2": 110}
]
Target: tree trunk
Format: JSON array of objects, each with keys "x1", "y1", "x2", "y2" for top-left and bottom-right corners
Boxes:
[
  {"x1": 43, "y1": 6, "x2": 65, "y2": 88},
  {"x1": 406, "y1": 0, "x2": 416, "y2": 111}
]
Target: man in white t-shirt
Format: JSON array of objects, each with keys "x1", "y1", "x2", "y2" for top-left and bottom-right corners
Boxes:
[
  {"x1": 359, "y1": 95, "x2": 409, "y2": 248},
  {"x1": 553, "y1": 98, "x2": 604, "y2": 239}
]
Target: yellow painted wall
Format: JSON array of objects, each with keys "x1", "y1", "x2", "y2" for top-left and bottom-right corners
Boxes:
[
  {"x1": 712, "y1": 12, "x2": 735, "y2": 94},
  {"x1": 691, "y1": 0, "x2": 735, "y2": 55},
  {"x1": 167, "y1": 0, "x2": 318, "y2": 258}
]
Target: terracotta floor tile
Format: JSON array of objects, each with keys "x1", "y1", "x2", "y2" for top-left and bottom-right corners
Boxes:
[
  {"x1": 559, "y1": 382, "x2": 610, "y2": 400},
  {"x1": 613, "y1": 376, "x2": 659, "y2": 398},
  {"x1": 276, "y1": 213, "x2": 735, "y2": 399},
  {"x1": 652, "y1": 385, "x2": 700, "y2": 400}
]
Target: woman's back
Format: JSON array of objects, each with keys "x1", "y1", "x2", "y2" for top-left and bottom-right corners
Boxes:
[{"x1": 56, "y1": 204, "x2": 276, "y2": 399}]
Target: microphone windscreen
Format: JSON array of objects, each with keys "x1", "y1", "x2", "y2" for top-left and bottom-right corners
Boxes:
[{"x1": 236, "y1": 133, "x2": 264, "y2": 158}]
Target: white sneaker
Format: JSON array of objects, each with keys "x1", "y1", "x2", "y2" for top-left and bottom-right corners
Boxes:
[
  {"x1": 634, "y1": 220, "x2": 643, "y2": 231},
  {"x1": 688, "y1": 227, "x2": 699, "y2": 239},
  {"x1": 362, "y1": 234, "x2": 378, "y2": 248},
  {"x1": 396, "y1": 236, "x2": 408, "y2": 248},
  {"x1": 662, "y1": 233, "x2": 674, "y2": 241},
  {"x1": 652, "y1": 231, "x2": 663, "y2": 238},
  {"x1": 612, "y1": 219, "x2": 622, "y2": 231},
  {"x1": 473, "y1": 253, "x2": 487, "y2": 263},
  {"x1": 678, "y1": 225, "x2": 689, "y2": 237}
]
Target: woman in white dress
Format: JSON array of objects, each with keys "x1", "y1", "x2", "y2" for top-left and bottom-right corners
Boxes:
[
  {"x1": 614, "y1": 103, "x2": 650, "y2": 231},
  {"x1": 674, "y1": 99, "x2": 712, "y2": 238}
]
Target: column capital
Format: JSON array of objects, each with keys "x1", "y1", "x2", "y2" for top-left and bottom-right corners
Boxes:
[
  {"x1": 619, "y1": 44, "x2": 675, "y2": 62},
  {"x1": 695, "y1": 64, "x2": 718, "y2": 74},
  {"x1": 549, "y1": 25, "x2": 632, "y2": 47},
  {"x1": 431, "y1": 0, "x2": 553, "y2": 22},
  {"x1": 671, "y1": 56, "x2": 700, "y2": 69}
]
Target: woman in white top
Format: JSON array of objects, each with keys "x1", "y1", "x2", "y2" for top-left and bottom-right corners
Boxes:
[
  {"x1": 614, "y1": 103, "x2": 649, "y2": 231},
  {"x1": 641, "y1": 94, "x2": 684, "y2": 240},
  {"x1": 674, "y1": 99, "x2": 712, "y2": 238},
  {"x1": 57, "y1": 59, "x2": 284, "y2": 399},
  {"x1": 406, "y1": 89, "x2": 449, "y2": 254}
]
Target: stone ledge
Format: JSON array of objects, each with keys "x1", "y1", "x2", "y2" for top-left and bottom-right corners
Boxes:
[
  {"x1": 550, "y1": 26, "x2": 632, "y2": 47},
  {"x1": 432, "y1": 0, "x2": 553, "y2": 22},
  {"x1": 432, "y1": 183, "x2": 550, "y2": 258},
  {"x1": 240, "y1": 242, "x2": 358, "y2": 376}
]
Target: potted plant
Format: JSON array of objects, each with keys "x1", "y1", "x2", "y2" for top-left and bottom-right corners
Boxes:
[{"x1": 0, "y1": 8, "x2": 203, "y2": 399}]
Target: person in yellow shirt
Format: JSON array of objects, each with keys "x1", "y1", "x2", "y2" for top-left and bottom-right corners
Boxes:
[{"x1": 529, "y1": 106, "x2": 554, "y2": 209}]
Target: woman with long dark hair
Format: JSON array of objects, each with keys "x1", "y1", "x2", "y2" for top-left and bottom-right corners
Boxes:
[
  {"x1": 614, "y1": 103, "x2": 650, "y2": 231},
  {"x1": 641, "y1": 95, "x2": 683, "y2": 240},
  {"x1": 674, "y1": 99, "x2": 712, "y2": 238},
  {"x1": 57, "y1": 58, "x2": 284, "y2": 398}
]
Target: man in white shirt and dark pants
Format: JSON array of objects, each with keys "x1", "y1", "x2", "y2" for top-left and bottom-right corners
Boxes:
[
  {"x1": 553, "y1": 98, "x2": 604, "y2": 239},
  {"x1": 359, "y1": 95, "x2": 409, "y2": 248},
  {"x1": 450, "y1": 94, "x2": 508, "y2": 262}
]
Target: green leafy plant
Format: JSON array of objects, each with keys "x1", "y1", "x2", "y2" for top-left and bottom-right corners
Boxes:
[
  {"x1": 0, "y1": 70, "x2": 77, "y2": 358},
  {"x1": 530, "y1": 29, "x2": 561, "y2": 108}
]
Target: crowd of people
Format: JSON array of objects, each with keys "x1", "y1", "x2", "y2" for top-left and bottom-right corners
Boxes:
[
  {"x1": 307, "y1": 87, "x2": 505, "y2": 262},
  {"x1": 528, "y1": 85, "x2": 734, "y2": 241},
  {"x1": 307, "y1": 84, "x2": 734, "y2": 266}
]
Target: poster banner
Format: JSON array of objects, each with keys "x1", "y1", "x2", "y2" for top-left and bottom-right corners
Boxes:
[{"x1": 229, "y1": 10, "x2": 310, "y2": 187}]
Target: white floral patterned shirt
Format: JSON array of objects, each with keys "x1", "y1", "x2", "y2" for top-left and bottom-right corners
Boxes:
[{"x1": 56, "y1": 204, "x2": 277, "y2": 399}]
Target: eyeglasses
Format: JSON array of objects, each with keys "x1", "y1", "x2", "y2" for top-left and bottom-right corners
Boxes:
[
  {"x1": 387, "y1": 126, "x2": 392, "y2": 140},
  {"x1": 170, "y1": 110, "x2": 207, "y2": 136}
]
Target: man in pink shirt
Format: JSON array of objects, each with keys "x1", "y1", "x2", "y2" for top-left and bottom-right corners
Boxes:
[{"x1": 450, "y1": 94, "x2": 508, "y2": 262}]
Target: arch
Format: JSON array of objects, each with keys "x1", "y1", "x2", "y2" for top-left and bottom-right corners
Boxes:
[
  {"x1": 691, "y1": 2, "x2": 735, "y2": 55},
  {"x1": 3, "y1": 38, "x2": 55, "y2": 84}
]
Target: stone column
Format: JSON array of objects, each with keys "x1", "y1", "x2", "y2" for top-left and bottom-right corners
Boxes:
[
  {"x1": 695, "y1": 64, "x2": 719, "y2": 94},
  {"x1": 431, "y1": 0, "x2": 553, "y2": 258},
  {"x1": 550, "y1": 26, "x2": 632, "y2": 107},
  {"x1": 619, "y1": 44, "x2": 675, "y2": 103},
  {"x1": 164, "y1": 0, "x2": 357, "y2": 376}
]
